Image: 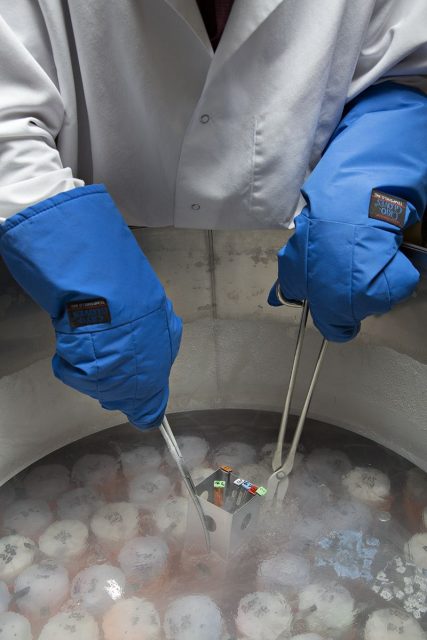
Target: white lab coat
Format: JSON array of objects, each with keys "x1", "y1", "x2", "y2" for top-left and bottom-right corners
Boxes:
[{"x1": 0, "y1": 0, "x2": 426, "y2": 229}]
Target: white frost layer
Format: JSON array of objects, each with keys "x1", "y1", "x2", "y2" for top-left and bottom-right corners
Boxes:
[
  {"x1": 118, "y1": 536, "x2": 169, "y2": 585},
  {"x1": 154, "y1": 497, "x2": 188, "y2": 540},
  {"x1": 164, "y1": 595, "x2": 223, "y2": 640},
  {"x1": 71, "y1": 564, "x2": 125, "y2": 617},
  {"x1": 72, "y1": 454, "x2": 118, "y2": 487},
  {"x1": 2, "y1": 499, "x2": 53, "y2": 539},
  {"x1": 120, "y1": 446, "x2": 162, "y2": 479},
  {"x1": 39, "y1": 520, "x2": 89, "y2": 561},
  {"x1": 128, "y1": 472, "x2": 172, "y2": 511},
  {"x1": 305, "y1": 448, "x2": 352, "y2": 487},
  {"x1": 102, "y1": 597, "x2": 161, "y2": 640},
  {"x1": 0, "y1": 612, "x2": 32, "y2": 640},
  {"x1": 38, "y1": 610, "x2": 100, "y2": 640},
  {"x1": 0, "y1": 536, "x2": 36, "y2": 584},
  {"x1": 170, "y1": 436, "x2": 209, "y2": 470},
  {"x1": 14, "y1": 561, "x2": 69, "y2": 618},
  {"x1": 212, "y1": 442, "x2": 256, "y2": 470},
  {"x1": 57, "y1": 488, "x2": 105, "y2": 523},
  {"x1": 257, "y1": 552, "x2": 310, "y2": 592},
  {"x1": 298, "y1": 581, "x2": 354, "y2": 634},
  {"x1": 364, "y1": 607, "x2": 427, "y2": 640},
  {"x1": 90, "y1": 502, "x2": 139, "y2": 545},
  {"x1": 236, "y1": 591, "x2": 293, "y2": 640},
  {"x1": 342, "y1": 467, "x2": 390, "y2": 504}
]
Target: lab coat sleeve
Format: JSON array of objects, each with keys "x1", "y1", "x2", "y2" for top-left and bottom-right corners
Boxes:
[
  {"x1": 0, "y1": 13, "x2": 83, "y2": 221},
  {"x1": 349, "y1": 0, "x2": 427, "y2": 99}
]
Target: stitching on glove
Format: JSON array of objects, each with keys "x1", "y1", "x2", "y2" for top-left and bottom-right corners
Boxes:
[
  {"x1": 129, "y1": 319, "x2": 139, "y2": 418},
  {"x1": 88, "y1": 332, "x2": 101, "y2": 402},
  {"x1": 0, "y1": 187, "x2": 107, "y2": 235},
  {"x1": 381, "y1": 266, "x2": 392, "y2": 311},
  {"x1": 350, "y1": 224, "x2": 356, "y2": 323}
]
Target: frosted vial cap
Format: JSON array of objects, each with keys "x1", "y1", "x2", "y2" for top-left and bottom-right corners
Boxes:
[
  {"x1": 298, "y1": 581, "x2": 354, "y2": 633},
  {"x1": 404, "y1": 533, "x2": 427, "y2": 571},
  {"x1": 128, "y1": 472, "x2": 172, "y2": 511},
  {"x1": 120, "y1": 446, "x2": 162, "y2": 478},
  {"x1": 0, "y1": 611, "x2": 32, "y2": 640},
  {"x1": 71, "y1": 564, "x2": 126, "y2": 617},
  {"x1": 2, "y1": 499, "x2": 53, "y2": 539},
  {"x1": 236, "y1": 591, "x2": 292, "y2": 640},
  {"x1": 90, "y1": 502, "x2": 139, "y2": 544},
  {"x1": 103, "y1": 596, "x2": 161, "y2": 640},
  {"x1": 257, "y1": 552, "x2": 310, "y2": 590},
  {"x1": 118, "y1": 536, "x2": 169, "y2": 585},
  {"x1": 0, "y1": 582, "x2": 10, "y2": 614},
  {"x1": 364, "y1": 607, "x2": 427, "y2": 640},
  {"x1": 287, "y1": 466, "x2": 332, "y2": 515},
  {"x1": 23, "y1": 464, "x2": 70, "y2": 502},
  {"x1": 38, "y1": 610, "x2": 100, "y2": 640},
  {"x1": 173, "y1": 436, "x2": 209, "y2": 469},
  {"x1": 154, "y1": 497, "x2": 188, "y2": 540},
  {"x1": 212, "y1": 442, "x2": 256, "y2": 469},
  {"x1": 306, "y1": 448, "x2": 352, "y2": 486},
  {"x1": 72, "y1": 454, "x2": 118, "y2": 487},
  {"x1": 14, "y1": 561, "x2": 69, "y2": 618},
  {"x1": 39, "y1": 519, "x2": 89, "y2": 561},
  {"x1": 342, "y1": 467, "x2": 390, "y2": 504},
  {"x1": 291, "y1": 635, "x2": 325, "y2": 640},
  {"x1": 0, "y1": 536, "x2": 36, "y2": 584},
  {"x1": 57, "y1": 487, "x2": 105, "y2": 523},
  {"x1": 164, "y1": 594, "x2": 223, "y2": 640}
]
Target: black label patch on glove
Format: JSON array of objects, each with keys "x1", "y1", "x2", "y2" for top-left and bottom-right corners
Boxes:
[
  {"x1": 66, "y1": 298, "x2": 111, "y2": 328},
  {"x1": 369, "y1": 190, "x2": 407, "y2": 228}
]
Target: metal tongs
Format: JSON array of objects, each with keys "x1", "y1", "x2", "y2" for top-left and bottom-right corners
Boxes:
[
  {"x1": 266, "y1": 283, "x2": 328, "y2": 506},
  {"x1": 160, "y1": 416, "x2": 210, "y2": 551}
]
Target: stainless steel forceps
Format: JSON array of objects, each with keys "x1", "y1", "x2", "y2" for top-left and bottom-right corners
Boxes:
[
  {"x1": 160, "y1": 416, "x2": 210, "y2": 551},
  {"x1": 266, "y1": 283, "x2": 328, "y2": 507}
]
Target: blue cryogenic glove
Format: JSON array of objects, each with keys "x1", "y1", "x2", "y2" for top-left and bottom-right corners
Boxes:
[
  {"x1": 269, "y1": 82, "x2": 427, "y2": 342},
  {"x1": 0, "y1": 185, "x2": 182, "y2": 429}
]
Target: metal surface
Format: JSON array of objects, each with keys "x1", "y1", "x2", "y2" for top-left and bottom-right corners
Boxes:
[
  {"x1": 268, "y1": 295, "x2": 328, "y2": 506},
  {"x1": 0, "y1": 230, "x2": 426, "y2": 487},
  {"x1": 186, "y1": 469, "x2": 262, "y2": 559},
  {"x1": 160, "y1": 416, "x2": 210, "y2": 551}
]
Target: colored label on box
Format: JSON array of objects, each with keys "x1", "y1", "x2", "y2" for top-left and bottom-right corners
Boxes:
[
  {"x1": 214, "y1": 480, "x2": 226, "y2": 488},
  {"x1": 256, "y1": 486, "x2": 267, "y2": 496}
]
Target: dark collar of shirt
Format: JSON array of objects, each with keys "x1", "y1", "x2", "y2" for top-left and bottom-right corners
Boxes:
[{"x1": 196, "y1": 0, "x2": 236, "y2": 50}]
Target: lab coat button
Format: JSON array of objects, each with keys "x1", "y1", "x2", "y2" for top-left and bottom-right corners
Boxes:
[
  {"x1": 191, "y1": 203, "x2": 201, "y2": 211},
  {"x1": 200, "y1": 114, "x2": 210, "y2": 123}
]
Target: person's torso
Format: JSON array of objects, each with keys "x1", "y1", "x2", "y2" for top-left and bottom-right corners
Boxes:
[{"x1": 0, "y1": 0, "x2": 393, "y2": 228}]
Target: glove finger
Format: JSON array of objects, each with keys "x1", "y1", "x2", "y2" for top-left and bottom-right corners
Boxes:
[
  {"x1": 383, "y1": 249, "x2": 420, "y2": 307},
  {"x1": 277, "y1": 212, "x2": 310, "y2": 303},
  {"x1": 309, "y1": 310, "x2": 360, "y2": 343},
  {"x1": 102, "y1": 385, "x2": 169, "y2": 430},
  {"x1": 267, "y1": 211, "x2": 310, "y2": 308},
  {"x1": 267, "y1": 280, "x2": 283, "y2": 306}
]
